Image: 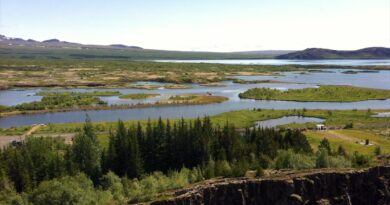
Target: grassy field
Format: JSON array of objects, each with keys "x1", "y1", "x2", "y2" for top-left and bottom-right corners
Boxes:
[
  {"x1": 239, "y1": 85, "x2": 390, "y2": 102},
  {"x1": 305, "y1": 129, "x2": 390, "y2": 155},
  {"x1": 119, "y1": 93, "x2": 160, "y2": 99}
]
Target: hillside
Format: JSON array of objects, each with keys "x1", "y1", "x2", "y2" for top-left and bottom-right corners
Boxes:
[
  {"x1": 276, "y1": 47, "x2": 390, "y2": 59},
  {"x1": 0, "y1": 35, "x2": 290, "y2": 60}
]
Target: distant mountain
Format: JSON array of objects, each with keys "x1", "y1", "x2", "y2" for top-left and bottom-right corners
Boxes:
[
  {"x1": 276, "y1": 47, "x2": 390, "y2": 59},
  {"x1": 0, "y1": 35, "x2": 143, "y2": 50}
]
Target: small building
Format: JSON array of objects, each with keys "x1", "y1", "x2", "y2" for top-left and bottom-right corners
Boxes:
[{"x1": 316, "y1": 124, "x2": 326, "y2": 130}]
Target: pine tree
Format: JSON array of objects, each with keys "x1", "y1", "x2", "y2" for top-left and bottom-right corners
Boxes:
[{"x1": 71, "y1": 115, "x2": 102, "y2": 183}]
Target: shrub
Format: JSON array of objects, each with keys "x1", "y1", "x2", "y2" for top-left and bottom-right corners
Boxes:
[
  {"x1": 352, "y1": 152, "x2": 371, "y2": 167},
  {"x1": 274, "y1": 150, "x2": 315, "y2": 169},
  {"x1": 316, "y1": 149, "x2": 330, "y2": 168}
]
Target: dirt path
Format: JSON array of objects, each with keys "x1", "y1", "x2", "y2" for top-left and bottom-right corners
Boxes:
[
  {"x1": 322, "y1": 130, "x2": 359, "y2": 142},
  {"x1": 0, "y1": 124, "x2": 76, "y2": 148},
  {"x1": 23, "y1": 124, "x2": 45, "y2": 137}
]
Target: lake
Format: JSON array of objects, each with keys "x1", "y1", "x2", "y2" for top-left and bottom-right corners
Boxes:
[
  {"x1": 254, "y1": 116, "x2": 325, "y2": 128},
  {"x1": 156, "y1": 59, "x2": 390, "y2": 66},
  {"x1": 1, "y1": 62, "x2": 390, "y2": 128}
]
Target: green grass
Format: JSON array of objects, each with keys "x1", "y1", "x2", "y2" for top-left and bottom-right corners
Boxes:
[
  {"x1": 304, "y1": 129, "x2": 390, "y2": 155},
  {"x1": 239, "y1": 85, "x2": 390, "y2": 102},
  {"x1": 119, "y1": 93, "x2": 160, "y2": 99}
]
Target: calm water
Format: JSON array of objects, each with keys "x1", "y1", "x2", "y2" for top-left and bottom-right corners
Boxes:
[
  {"x1": 1, "y1": 66, "x2": 390, "y2": 128},
  {"x1": 255, "y1": 116, "x2": 325, "y2": 128},
  {"x1": 156, "y1": 59, "x2": 390, "y2": 66}
]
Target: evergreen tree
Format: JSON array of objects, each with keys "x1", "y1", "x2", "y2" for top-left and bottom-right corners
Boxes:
[{"x1": 71, "y1": 115, "x2": 102, "y2": 183}]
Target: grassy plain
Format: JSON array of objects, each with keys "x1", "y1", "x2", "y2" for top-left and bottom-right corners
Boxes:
[{"x1": 239, "y1": 85, "x2": 390, "y2": 102}]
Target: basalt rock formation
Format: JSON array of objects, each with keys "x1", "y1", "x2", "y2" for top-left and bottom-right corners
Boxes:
[{"x1": 151, "y1": 166, "x2": 390, "y2": 205}]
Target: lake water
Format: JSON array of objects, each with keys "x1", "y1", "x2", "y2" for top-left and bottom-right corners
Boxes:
[
  {"x1": 156, "y1": 59, "x2": 390, "y2": 66},
  {"x1": 1, "y1": 64, "x2": 390, "y2": 128},
  {"x1": 255, "y1": 116, "x2": 325, "y2": 128}
]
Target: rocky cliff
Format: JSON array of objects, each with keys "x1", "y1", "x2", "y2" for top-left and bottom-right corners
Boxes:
[{"x1": 151, "y1": 166, "x2": 390, "y2": 205}]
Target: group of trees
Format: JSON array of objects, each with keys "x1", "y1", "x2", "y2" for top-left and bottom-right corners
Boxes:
[{"x1": 0, "y1": 116, "x2": 371, "y2": 204}]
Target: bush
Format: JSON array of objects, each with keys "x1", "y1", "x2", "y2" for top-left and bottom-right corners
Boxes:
[
  {"x1": 316, "y1": 149, "x2": 330, "y2": 168},
  {"x1": 215, "y1": 160, "x2": 232, "y2": 177},
  {"x1": 328, "y1": 155, "x2": 352, "y2": 168},
  {"x1": 274, "y1": 150, "x2": 315, "y2": 169},
  {"x1": 28, "y1": 174, "x2": 99, "y2": 205},
  {"x1": 100, "y1": 171, "x2": 124, "y2": 201},
  {"x1": 374, "y1": 146, "x2": 382, "y2": 156},
  {"x1": 352, "y1": 152, "x2": 371, "y2": 167}
]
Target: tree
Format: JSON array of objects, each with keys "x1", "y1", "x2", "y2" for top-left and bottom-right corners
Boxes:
[
  {"x1": 318, "y1": 138, "x2": 331, "y2": 154},
  {"x1": 71, "y1": 115, "x2": 102, "y2": 183},
  {"x1": 337, "y1": 145, "x2": 347, "y2": 156}
]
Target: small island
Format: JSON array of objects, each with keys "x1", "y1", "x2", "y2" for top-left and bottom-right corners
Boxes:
[
  {"x1": 159, "y1": 94, "x2": 228, "y2": 104},
  {"x1": 239, "y1": 85, "x2": 390, "y2": 102},
  {"x1": 119, "y1": 93, "x2": 160, "y2": 99}
]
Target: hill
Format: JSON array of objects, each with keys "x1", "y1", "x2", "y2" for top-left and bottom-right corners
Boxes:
[
  {"x1": 0, "y1": 35, "x2": 291, "y2": 60},
  {"x1": 276, "y1": 47, "x2": 390, "y2": 59}
]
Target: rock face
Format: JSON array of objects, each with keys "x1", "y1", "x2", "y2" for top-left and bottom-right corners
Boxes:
[{"x1": 151, "y1": 166, "x2": 390, "y2": 205}]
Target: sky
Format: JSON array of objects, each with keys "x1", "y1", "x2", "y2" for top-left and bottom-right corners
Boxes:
[{"x1": 0, "y1": 0, "x2": 389, "y2": 51}]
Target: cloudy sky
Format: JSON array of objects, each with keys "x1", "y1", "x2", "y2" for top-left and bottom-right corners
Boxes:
[{"x1": 1, "y1": 0, "x2": 389, "y2": 51}]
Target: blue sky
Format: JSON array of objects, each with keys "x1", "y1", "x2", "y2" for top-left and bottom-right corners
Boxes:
[{"x1": 1, "y1": 0, "x2": 389, "y2": 51}]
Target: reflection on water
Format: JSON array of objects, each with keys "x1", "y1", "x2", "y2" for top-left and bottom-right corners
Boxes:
[{"x1": 254, "y1": 116, "x2": 325, "y2": 128}]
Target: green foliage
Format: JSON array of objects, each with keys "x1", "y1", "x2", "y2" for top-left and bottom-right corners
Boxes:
[
  {"x1": 28, "y1": 174, "x2": 99, "y2": 205},
  {"x1": 12, "y1": 93, "x2": 107, "y2": 112},
  {"x1": 351, "y1": 152, "x2": 371, "y2": 167},
  {"x1": 71, "y1": 116, "x2": 102, "y2": 183},
  {"x1": 119, "y1": 93, "x2": 160, "y2": 99},
  {"x1": 274, "y1": 149, "x2": 315, "y2": 169},
  {"x1": 316, "y1": 149, "x2": 330, "y2": 168},
  {"x1": 318, "y1": 138, "x2": 332, "y2": 154},
  {"x1": 374, "y1": 146, "x2": 382, "y2": 156},
  {"x1": 239, "y1": 85, "x2": 390, "y2": 102}
]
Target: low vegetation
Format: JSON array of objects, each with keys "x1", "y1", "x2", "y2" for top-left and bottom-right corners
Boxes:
[
  {"x1": 239, "y1": 85, "x2": 390, "y2": 102},
  {"x1": 159, "y1": 94, "x2": 228, "y2": 104},
  {"x1": 119, "y1": 93, "x2": 160, "y2": 99},
  {"x1": 12, "y1": 93, "x2": 106, "y2": 111}
]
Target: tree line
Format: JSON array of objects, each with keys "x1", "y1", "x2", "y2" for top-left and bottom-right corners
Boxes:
[{"x1": 0, "y1": 116, "x2": 370, "y2": 204}]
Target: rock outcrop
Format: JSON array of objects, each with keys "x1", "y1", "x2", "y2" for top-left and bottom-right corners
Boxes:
[{"x1": 151, "y1": 166, "x2": 390, "y2": 205}]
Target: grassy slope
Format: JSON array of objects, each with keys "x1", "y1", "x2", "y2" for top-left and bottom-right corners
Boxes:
[
  {"x1": 239, "y1": 85, "x2": 390, "y2": 102},
  {"x1": 0, "y1": 46, "x2": 273, "y2": 60},
  {"x1": 305, "y1": 129, "x2": 390, "y2": 155}
]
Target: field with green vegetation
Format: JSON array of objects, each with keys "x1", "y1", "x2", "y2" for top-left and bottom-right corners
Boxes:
[
  {"x1": 119, "y1": 93, "x2": 160, "y2": 99},
  {"x1": 239, "y1": 85, "x2": 390, "y2": 102},
  {"x1": 0, "y1": 45, "x2": 274, "y2": 60},
  {"x1": 305, "y1": 129, "x2": 390, "y2": 155}
]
